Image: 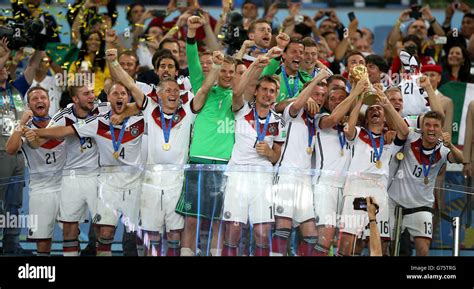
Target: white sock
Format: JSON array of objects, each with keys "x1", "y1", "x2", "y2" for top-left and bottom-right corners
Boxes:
[
  {"x1": 180, "y1": 247, "x2": 195, "y2": 256},
  {"x1": 210, "y1": 249, "x2": 222, "y2": 256},
  {"x1": 270, "y1": 251, "x2": 283, "y2": 256},
  {"x1": 137, "y1": 245, "x2": 145, "y2": 257},
  {"x1": 63, "y1": 251, "x2": 79, "y2": 257}
]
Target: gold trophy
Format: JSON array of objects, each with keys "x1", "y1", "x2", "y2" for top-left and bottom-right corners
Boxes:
[{"x1": 350, "y1": 64, "x2": 378, "y2": 106}]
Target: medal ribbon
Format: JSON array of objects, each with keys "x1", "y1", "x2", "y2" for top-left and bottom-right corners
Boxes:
[
  {"x1": 420, "y1": 147, "x2": 436, "y2": 180},
  {"x1": 109, "y1": 111, "x2": 129, "y2": 155},
  {"x1": 307, "y1": 115, "x2": 315, "y2": 150},
  {"x1": 337, "y1": 125, "x2": 346, "y2": 153},
  {"x1": 159, "y1": 99, "x2": 177, "y2": 144},
  {"x1": 249, "y1": 45, "x2": 269, "y2": 54},
  {"x1": 32, "y1": 116, "x2": 51, "y2": 122},
  {"x1": 254, "y1": 108, "x2": 271, "y2": 142},
  {"x1": 367, "y1": 129, "x2": 384, "y2": 163},
  {"x1": 281, "y1": 64, "x2": 299, "y2": 98}
]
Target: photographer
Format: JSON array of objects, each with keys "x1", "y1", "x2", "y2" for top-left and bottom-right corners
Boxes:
[
  {"x1": 387, "y1": 5, "x2": 445, "y2": 67},
  {"x1": 442, "y1": 2, "x2": 474, "y2": 58},
  {"x1": 11, "y1": 0, "x2": 60, "y2": 43},
  {"x1": 366, "y1": 197, "x2": 382, "y2": 257}
]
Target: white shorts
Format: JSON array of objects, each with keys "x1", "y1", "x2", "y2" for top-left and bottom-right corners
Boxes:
[
  {"x1": 28, "y1": 188, "x2": 60, "y2": 239},
  {"x1": 314, "y1": 183, "x2": 343, "y2": 227},
  {"x1": 222, "y1": 171, "x2": 274, "y2": 225},
  {"x1": 58, "y1": 174, "x2": 98, "y2": 223},
  {"x1": 389, "y1": 199, "x2": 433, "y2": 239},
  {"x1": 93, "y1": 183, "x2": 141, "y2": 231},
  {"x1": 340, "y1": 178, "x2": 390, "y2": 239},
  {"x1": 140, "y1": 182, "x2": 184, "y2": 233},
  {"x1": 274, "y1": 174, "x2": 314, "y2": 224}
]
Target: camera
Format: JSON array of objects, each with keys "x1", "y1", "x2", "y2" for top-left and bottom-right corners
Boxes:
[
  {"x1": 453, "y1": 1, "x2": 461, "y2": 10},
  {"x1": 220, "y1": 11, "x2": 248, "y2": 55},
  {"x1": 433, "y1": 36, "x2": 447, "y2": 45},
  {"x1": 294, "y1": 15, "x2": 304, "y2": 24},
  {"x1": 176, "y1": 0, "x2": 188, "y2": 8},
  {"x1": 353, "y1": 197, "x2": 368, "y2": 211},
  {"x1": 409, "y1": 5, "x2": 422, "y2": 20},
  {"x1": 325, "y1": 11, "x2": 332, "y2": 17},
  {"x1": 0, "y1": 18, "x2": 46, "y2": 51}
]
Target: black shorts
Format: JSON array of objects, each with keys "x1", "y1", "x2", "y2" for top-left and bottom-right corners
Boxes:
[{"x1": 175, "y1": 162, "x2": 227, "y2": 220}]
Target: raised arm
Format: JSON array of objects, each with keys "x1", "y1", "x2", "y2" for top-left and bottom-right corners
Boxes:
[
  {"x1": 24, "y1": 49, "x2": 43, "y2": 85},
  {"x1": 201, "y1": 11, "x2": 222, "y2": 52},
  {"x1": 377, "y1": 89, "x2": 409, "y2": 140},
  {"x1": 319, "y1": 78, "x2": 368, "y2": 130},
  {"x1": 345, "y1": 88, "x2": 365, "y2": 140},
  {"x1": 192, "y1": 51, "x2": 223, "y2": 113},
  {"x1": 186, "y1": 16, "x2": 205, "y2": 92},
  {"x1": 441, "y1": 132, "x2": 464, "y2": 164},
  {"x1": 289, "y1": 69, "x2": 331, "y2": 117},
  {"x1": 5, "y1": 110, "x2": 32, "y2": 155},
  {"x1": 419, "y1": 76, "x2": 444, "y2": 117},
  {"x1": 232, "y1": 55, "x2": 271, "y2": 111},
  {"x1": 106, "y1": 48, "x2": 145, "y2": 108}
]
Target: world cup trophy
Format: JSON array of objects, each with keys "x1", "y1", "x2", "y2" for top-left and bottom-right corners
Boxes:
[{"x1": 350, "y1": 64, "x2": 378, "y2": 106}]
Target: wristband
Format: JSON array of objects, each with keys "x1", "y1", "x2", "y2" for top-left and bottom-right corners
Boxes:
[
  {"x1": 111, "y1": 60, "x2": 120, "y2": 67},
  {"x1": 369, "y1": 219, "x2": 377, "y2": 223},
  {"x1": 212, "y1": 63, "x2": 222, "y2": 69},
  {"x1": 429, "y1": 17, "x2": 436, "y2": 24}
]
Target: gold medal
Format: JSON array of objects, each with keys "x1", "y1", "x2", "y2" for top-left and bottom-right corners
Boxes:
[
  {"x1": 424, "y1": 177, "x2": 429, "y2": 185},
  {"x1": 396, "y1": 152, "x2": 404, "y2": 160},
  {"x1": 306, "y1": 147, "x2": 313, "y2": 154},
  {"x1": 340, "y1": 149, "x2": 344, "y2": 156},
  {"x1": 375, "y1": 160, "x2": 382, "y2": 169},
  {"x1": 113, "y1": 151, "x2": 119, "y2": 159},
  {"x1": 163, "y1": 143, "x2": 171, "y2": 151}
]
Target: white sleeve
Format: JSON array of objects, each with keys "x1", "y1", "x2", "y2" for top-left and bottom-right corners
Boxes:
[
  {"x1": 72, "y1": 116, "x2": 98, "y2": 139},
  {"x1": 275, "y1": 119, "x2": 287, "y2": 143},
  {"x1": 234, "y1": 101, "x2": 252, "y2": 119},
  {"x1": 314, "y1": 112, "x2": 330, "y2": 131}
]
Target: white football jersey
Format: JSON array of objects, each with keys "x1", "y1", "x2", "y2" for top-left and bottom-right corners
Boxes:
[
  {"x1": 72, "y1": 112, "x2": 145, "y2": 189},
  {"x1": 228, "y1": 102, "x2": 286, "y2": 168},
  {"x1": 22, "y1": 120, "x2": 66, "y2": 191},
  {"x1": 314, "y1": 113, "x2": 352, "y2": 187},
  {"x1": 399, "y1": 75, "x2": 430, "y2": 117},
  {"x1": 48, "y1": 103, "x2": 110, "y2": 172},
  {"x1": 141, "y1": 95, "x2": 196, "y2": 186},
  {"x1": 278, "y1": 103, "x2": 314, "y2": 171},
  {"x1": 388, "y1": 131, "x2": 450, "y2": 208},
  {"x1": 347, "y1": 127, "x2": 404, "y2": 187}
]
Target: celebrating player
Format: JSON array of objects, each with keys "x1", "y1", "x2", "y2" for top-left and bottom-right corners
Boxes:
[
  {"x1": 388, "y1": 111, "x2": 463, "y2": 256},
  {"x1": 5, "y1": 87, "x2": 66, "y2": 256},
  {"x1": 338, "y1": 84, "x2": 409, "y2": 256}
]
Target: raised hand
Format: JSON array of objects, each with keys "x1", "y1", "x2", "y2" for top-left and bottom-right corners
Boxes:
[
  {"x1": 105, "y1": 29, "x2": 117, "y2": 44},
  {"x1": 275, "y1": 32, "x2": 290, "y2": 50},
  {"x1": 105, "y1": 48, "x2": 118, "y2": 63},
  {"x1": 187, "y1": 15, "x2": 204, "y2": 31},
  {"x1": 212, "y1": 51, "x2": 225, "y2": 66},
  {"x1": 264, "y1": 46, "x2": 283, "y2": 59},
  {"x1": 20, "y1": 110, "x2": 33, "y2": 126},
  {"x1": 441, "y1": 131, "x2": 452, "y2": 147}
]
